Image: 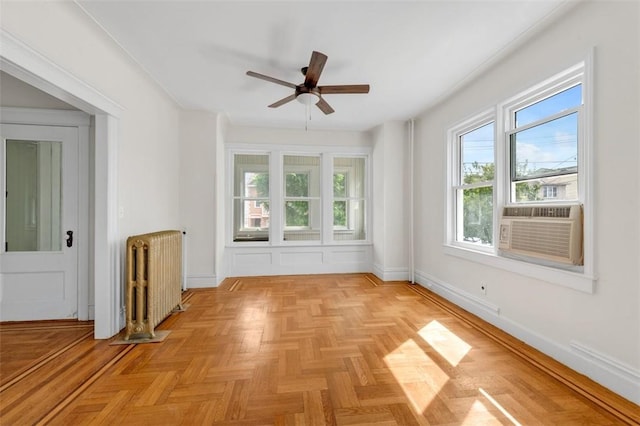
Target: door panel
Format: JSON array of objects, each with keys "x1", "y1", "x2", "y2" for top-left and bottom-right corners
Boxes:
[{"x1": 1, "y1": 124, "x2": 79, "y2": 320}]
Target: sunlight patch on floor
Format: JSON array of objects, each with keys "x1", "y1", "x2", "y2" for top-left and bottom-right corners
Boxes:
[
  {"x1": 418, "y1": 320, "x2": 471, "y2": 366},
  {"x1": 383, "y1": 338, "x2": 449, "y2": 413},
  {"x1": 475, "y1": 387, "x2": 522, "y2": 426}
]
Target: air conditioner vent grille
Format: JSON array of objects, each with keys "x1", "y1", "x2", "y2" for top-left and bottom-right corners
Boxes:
[
  {"x1": 503, "y1": 206, "x2": 572, "y2": 218},
  {"x1": 511, "y1": 221, "x2": 572, "y2": 258}
]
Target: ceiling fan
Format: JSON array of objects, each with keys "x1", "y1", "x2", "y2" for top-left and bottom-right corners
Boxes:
[{"x1": 246, "y1": 51, "x2": 370, "y2": 115}]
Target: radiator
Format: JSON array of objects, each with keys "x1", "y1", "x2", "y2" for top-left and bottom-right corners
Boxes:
[{"x1": 125, "y1": 230, "x2": 183, "y2": 340}]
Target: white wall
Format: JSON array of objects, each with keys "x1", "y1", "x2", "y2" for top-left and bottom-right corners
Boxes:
[
  {"x1": 371, "y1": 121, "x2": 410, "y2": 280},
  {"x1": 1, "y1": 1, "x2": 182, "y2": 240},
  {"x1": 227, "y1": 124, "x2": 371, "y2": 148},
  {"x1": 413, "y1": 0, "x2": 639, "y2": 403},
  {"x1": 179, "y1": 110, "x2": 218, "y2": 287}
]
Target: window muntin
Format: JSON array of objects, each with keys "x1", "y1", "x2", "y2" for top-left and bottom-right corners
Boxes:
[
  {"x1": 233, "y1": 154, "x2": 270, "y2": 242},
  {"x1": 454, "y1": 122, "x2": 495, "y2": 247}
]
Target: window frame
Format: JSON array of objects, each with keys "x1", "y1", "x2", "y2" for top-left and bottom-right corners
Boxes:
[
  {"x1": 282, "y1": 160, "x2": 319, "y2": 231},
  {"x1": 232, "y1": 155, "x2": 270, "y2": 240},
  {"x1": 447, "y1": 109, "x2": 496, "y2": 254},
  {"x1": 227, "y1": 146, "x2": 371, "y2": 246},
  {"x1": 445, "y1": 57, "x2": 595, "y2": 293},
  {"x1": 332, "y1": 168, "x2": 350, "y2": 230}
]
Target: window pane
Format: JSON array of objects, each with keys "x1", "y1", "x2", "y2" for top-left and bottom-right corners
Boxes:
[
  {"x1": 284, "y1": 200, "x2": 321, "y2": 241},
  {"x1": 334, "y1": 173, "x2": 347, "y2": 197},
  {"x1": 6, "y1": 140, "x2": 62, "y2": 252},
  {"x1": 245, "y1": 172, "x2": 268, "y2": 198},
  {"x1": 333, "y1": 200, "x2": 366, "y2": 241},
  {"x1": 460, "y1": 187, "x2": 493, "y2": 246},
  {"x1": 515, "y1": 84, "x2": 581, "y2": 127},
  {"x1": 285, "y1": 173, "x2": 309, "y2": 197},
  {"x1": 334, "y1": 157, "x2": 365, "y2": 198},
  {"x1": 513, "y1": 174, "x2": 577, "y2": 202},
  {"x1": 512, "y1": 112, "x2": 577, "y2": 181},
  {"x1": 233, "y1": 153, "x2": 269, "y2": 242},
  {"x1": 233, "y1": 199, "x2": 269, "y2": 242},
  {"x1": 234, "y1": 154, "x2": 268, "y2": 197},
  {"x1": 285, "y1": 200, "x2": 309, "y2": 226},
  {"x1": 461, "y1": 122, "x2": 494, "y2": 183},
  {"x1": 284, "y1": 155, "x2": 319, "y2": 197},
  {"x1": 333, "y1": 201, "x2": 347, "y2": 226}
]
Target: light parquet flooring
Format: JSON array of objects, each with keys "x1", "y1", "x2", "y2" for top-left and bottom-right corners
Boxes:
[{"x1": 1, "y1": 274, "x2": 637, "y2": 425}]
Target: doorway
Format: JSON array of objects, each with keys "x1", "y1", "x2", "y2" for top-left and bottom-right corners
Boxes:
[{"x1": 1, "y1": 123, "x2": 85, "y2": 320}]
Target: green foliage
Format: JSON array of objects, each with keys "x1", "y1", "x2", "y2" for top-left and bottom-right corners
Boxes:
[
  {"x1": 286, "y1": 173, "x2": 309, "y2": 197},
  {"x1": 334, "y1": 201, "x2": 346, "y2": 226},
  {"x1": 251, "y1": 173, "x2": 269, "y2": 211},
  {"x1": 515, "y1": 182, "x2": 542, "y2": 202},
  {"x1": 285, "y1": 201, "x2": 309, "y2": 226},
  {"x1": 333, "y1": 173, "x2": 347, "y2": 226},
  {"x1": 251, "y1": 171, "x2": 352, "y2": 228},
  {"x1": 462, "y1": 162, "x2": 493, "y2": 244}
]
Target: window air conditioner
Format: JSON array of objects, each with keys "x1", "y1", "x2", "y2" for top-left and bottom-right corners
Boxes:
[{"x1": 498, "y1": 204, "x2": 583, "y2": 266}]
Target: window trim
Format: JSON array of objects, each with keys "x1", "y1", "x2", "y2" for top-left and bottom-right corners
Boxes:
[
  {"x1": 227, "y1": 145, "x2": 371, "y2": 247},
  {"x1": 445, "y1": 54, "x2": 596, "y2": 293}
]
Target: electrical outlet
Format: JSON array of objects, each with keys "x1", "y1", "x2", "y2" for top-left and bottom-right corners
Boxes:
[{"x1": 480, "y1": 283, "x2": 487, "y2": 295}]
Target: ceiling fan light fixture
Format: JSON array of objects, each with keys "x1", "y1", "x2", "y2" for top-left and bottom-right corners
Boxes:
[{"x1": 296, "y1": 92, "x2": 318, "y2": 106}]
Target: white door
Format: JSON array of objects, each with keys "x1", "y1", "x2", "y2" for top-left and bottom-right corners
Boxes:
[{"x1": 0, "y1": 124, "x2": 79, "y2": 320}]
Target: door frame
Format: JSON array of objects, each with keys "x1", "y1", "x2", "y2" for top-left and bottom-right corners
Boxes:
[
  {"x1": 1, "y1": 111, "x2": 89, "y2": 319},
  {"x1": 1, "y1": 29, "x2": 123, "y2": 338}
]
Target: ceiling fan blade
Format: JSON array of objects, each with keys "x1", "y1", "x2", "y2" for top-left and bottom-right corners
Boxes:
[
  {"x1": 268, "y1": 94, "x2": 297, "y2": 108},
  {"x1": 319, "y1": 84, "x2": 370, "y2": 94},
  {"x1": 315, "y1": 97, "x2": 335, "y2": 115},
  {"x1": 304, "y1": 51, "x2": 327, "y2": 88},
  {"x1": 247, "y1": 71, "x2": 297, "y2": 89}
]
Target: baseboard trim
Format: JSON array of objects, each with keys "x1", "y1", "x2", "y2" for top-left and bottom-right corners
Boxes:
[
  {"x1": 414, "y1": 270, "x2": 500, "y2": 315},
  {"x1": 372, "y1": 263, "x2": 410, "y2": 282},
  {"x1": 407, "y1": 277, "x2": 640, "y2": 424},
  {"x1": 570, "y1": 340, "x2": 640, "y2": 403}
]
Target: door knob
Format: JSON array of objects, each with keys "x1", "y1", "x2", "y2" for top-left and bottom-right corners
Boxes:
[{"x1": 66, "y1": 230, "x2": 74, "y2": 248}]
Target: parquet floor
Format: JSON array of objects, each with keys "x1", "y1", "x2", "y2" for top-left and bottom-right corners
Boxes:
[{"x1": 1, "y1": 274, "x2": 637, "y2": 425}]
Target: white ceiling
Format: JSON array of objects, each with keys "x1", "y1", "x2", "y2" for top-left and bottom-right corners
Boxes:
[{"x1": 77, "y1": 1, "x2": 572, "y2": 132}]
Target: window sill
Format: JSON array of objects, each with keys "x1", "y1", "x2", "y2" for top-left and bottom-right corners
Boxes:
[{"x1": 443, "y1": 244, "x2": 596, "y2": 293}]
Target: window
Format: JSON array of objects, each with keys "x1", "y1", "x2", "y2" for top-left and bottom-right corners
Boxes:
[
  {"x1": 542, "y1": 185, "x2": 558, "y2": 199},
  {"x1": 333, "y1": 172, "x2": 347, "y2": 227},
  {"x1": 333, "y1": 157, "x2": 366, "y2": 241},
  {"x1": 450, "y1": 118, "x2": 495, "y2": 249},
  {"x1": 447, "y1": 60, "x2": 593, "y2": 289},
  {"x1": 509, "y1": 85, "x2": 580, "y2": 203},
  {"x1": 230, "y1": 150, "x2": 369, "y2": 245},
  {"x1": 283, "y1": 155, "x2": 320, "y2": 241},
  {"x1": 232, "y1": 154, "x2": 270, "y2": 242}
]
